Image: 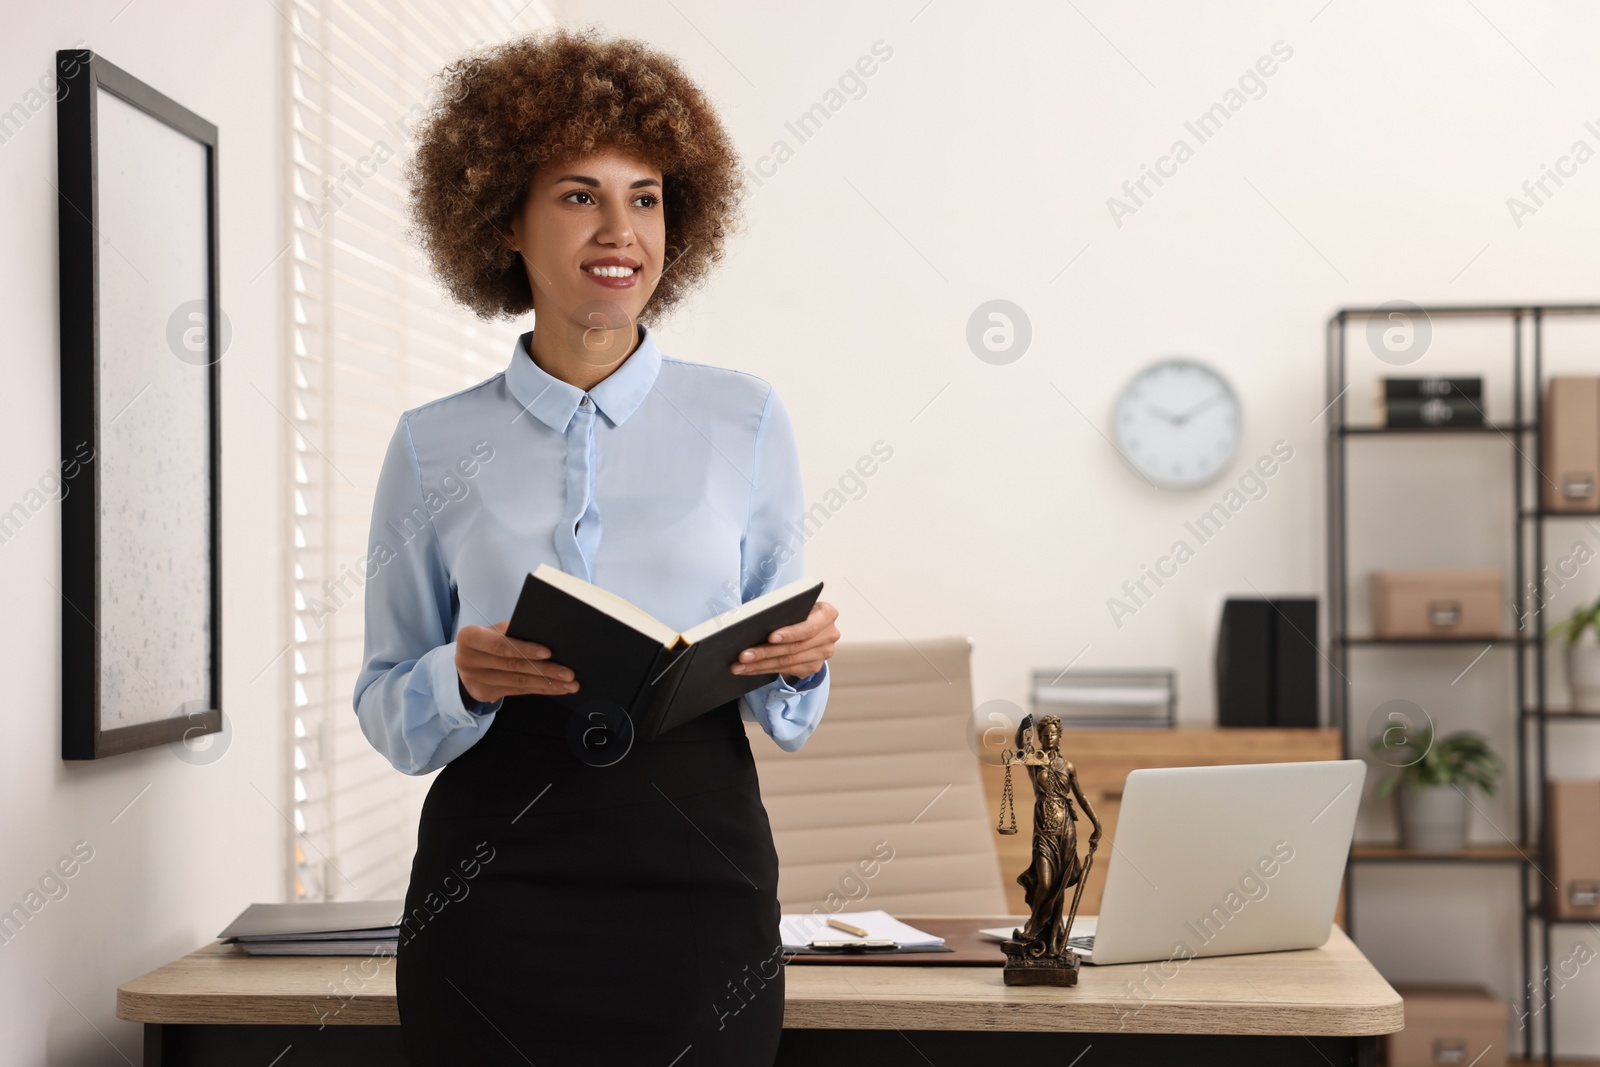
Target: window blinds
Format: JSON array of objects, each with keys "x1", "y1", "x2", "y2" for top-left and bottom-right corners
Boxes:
[{"x1": 285, "y1": 0, "x2": 555, "y2": 901}]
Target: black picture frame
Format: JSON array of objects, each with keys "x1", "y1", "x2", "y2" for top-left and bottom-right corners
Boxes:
[{"x1": 57, "y1": 49, "x2": 222, "y2": 760}]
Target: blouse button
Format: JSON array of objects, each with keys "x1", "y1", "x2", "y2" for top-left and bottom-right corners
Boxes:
[{"x1": 580, "y1": 396, "x2": 590, "y2": 407}]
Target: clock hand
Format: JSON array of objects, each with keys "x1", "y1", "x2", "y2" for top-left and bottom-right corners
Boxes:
[
  {"x1": 1173, "y1": 391, "x2": 1225, "y2": 425},
  {"x1": 1144, "y1": 403, "x2": 1182, "y2": 424}
]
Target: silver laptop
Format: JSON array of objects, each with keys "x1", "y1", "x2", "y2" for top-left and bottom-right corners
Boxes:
[{"x1": 988, "y1": 759, "x2": 1364, "y2": 966}]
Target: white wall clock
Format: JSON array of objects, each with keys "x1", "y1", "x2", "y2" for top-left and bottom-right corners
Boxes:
[{"x1": 1113, "y1": 358, "x2": 1242, "y2": 489}]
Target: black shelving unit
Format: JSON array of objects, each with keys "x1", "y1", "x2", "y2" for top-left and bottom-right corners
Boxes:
[{"x1": 1326, "y1": 302, "x2": 1600, "y2": 1067}]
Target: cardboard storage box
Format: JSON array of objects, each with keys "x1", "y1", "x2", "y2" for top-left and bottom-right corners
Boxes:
[
  {"x1": 1384, "y1": 984, "x2": 1507, "y2": 1067},
  {"x1": 1546, "y1": 780, "x2": 1600, "y2": 919},
  {"x1": 1369, "y1": 569, "x2": 1503, "y2": 638},
  {"x1": 1543, "y1": 377, "x2": 1600, "y2": 512}
]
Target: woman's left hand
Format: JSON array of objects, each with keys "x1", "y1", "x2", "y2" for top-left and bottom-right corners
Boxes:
[{"x1": 731, "y1": 600, "x2": 840, "y2": 685}]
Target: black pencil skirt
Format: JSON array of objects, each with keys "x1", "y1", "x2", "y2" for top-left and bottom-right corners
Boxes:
[{"x1": 395, "y1": 694, "x2": 786, "y2": 1066}]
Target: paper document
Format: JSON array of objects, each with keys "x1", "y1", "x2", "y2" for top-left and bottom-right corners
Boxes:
[
  {"x1": 780, "y1": 910, "x2": 944, "y2": 949},
  {"x1": 978, "y1": 915, "x2": 1097, "y2": 942}
]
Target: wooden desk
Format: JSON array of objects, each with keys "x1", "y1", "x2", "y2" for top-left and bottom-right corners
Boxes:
[{"x1": 120, "y1": 916, "x2": 1401, "y2": 1065}]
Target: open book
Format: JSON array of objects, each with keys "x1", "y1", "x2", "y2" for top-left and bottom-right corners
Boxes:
[{"x1": 507, "y1": 564, "x2": 824, "y2": 739}]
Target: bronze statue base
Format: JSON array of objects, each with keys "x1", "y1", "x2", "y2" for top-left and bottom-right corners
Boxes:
[{"x1": 1000, "y1": 939, "x2": 1080, "y2": 987}]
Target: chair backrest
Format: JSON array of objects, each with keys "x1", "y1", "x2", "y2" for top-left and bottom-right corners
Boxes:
[{"x1": 746, "y1": 635, "x2": 1008, "y2": 915}]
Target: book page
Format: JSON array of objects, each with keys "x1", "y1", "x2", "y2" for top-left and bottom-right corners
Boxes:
[{"x1": 678, "y1": 577, "x2": 820, "y2": 646}]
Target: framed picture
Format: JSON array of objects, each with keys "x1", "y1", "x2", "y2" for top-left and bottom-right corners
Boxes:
[{"x1": 57, "y1": 50, "x2": 222, "y2": 760}]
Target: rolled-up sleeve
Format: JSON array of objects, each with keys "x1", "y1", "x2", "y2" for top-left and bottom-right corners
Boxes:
[
  {"x1": 352, "y1": 415, "x2": 501, "y2": 775},
  {"x1": 736, "y1": 386, "x2": 830, "y2": 751}
]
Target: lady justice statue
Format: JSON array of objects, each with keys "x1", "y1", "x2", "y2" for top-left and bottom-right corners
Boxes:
[{"x1": 995, "y1": 713, "x2": 1101, "y2": 986}]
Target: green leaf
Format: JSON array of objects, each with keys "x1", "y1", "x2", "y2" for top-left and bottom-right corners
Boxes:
[
  {"x1": 1374, "y1": 727, "x2": 1504, "y2": 796},
  {"x1": 1550, "y1": 600, "x2": 1600, "y2": 645}
]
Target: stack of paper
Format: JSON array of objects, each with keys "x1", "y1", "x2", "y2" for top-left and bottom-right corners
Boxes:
[
  {"x1": 978, "y1": 915, "x2": 1096, "y2": 942},
  {"x1": 1030, "y1": 668, "x2": 1175, "y2": 728},
  {"x1": 779, "y1": 910, "x2": 944, "y2": 950},
  {"x1": 218, "y1": 900, "x2": 404, "y2": 957}
]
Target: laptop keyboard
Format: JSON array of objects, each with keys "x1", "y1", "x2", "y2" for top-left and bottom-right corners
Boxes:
[{"x1": 1068, "y1": 934, "x2": 1095, "y2": 950}]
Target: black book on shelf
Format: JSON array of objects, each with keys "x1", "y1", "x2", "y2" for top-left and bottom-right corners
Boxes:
[
  {"x1": 507, "y1": 564, "x2": 823, "y2": 740},
  {"x1": 1379, "y1": 396, "x2": 1485, "y2": 428},
  {"x1": 1381, "y1": 376, "x2": 1483, "y2": 399}
]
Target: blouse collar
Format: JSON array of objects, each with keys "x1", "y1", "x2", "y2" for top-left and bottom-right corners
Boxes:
[{"x1": 505, "y1": 320, "x2": 663, "y2": 432}]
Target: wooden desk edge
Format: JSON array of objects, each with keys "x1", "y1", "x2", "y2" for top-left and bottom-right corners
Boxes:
[
  {"x1": 116, "y1": 987, "x2": 401, "y2": 1028},
  {"x1": 117, "y1": 942, "x2": 400, "y2": 1028},
  {"x1": 117, "y1": 926, "x2": 1405, "y2": 1037},
  {"x1": 780, "y1": 921, "x2": 1403, "y2": 1038},
  {"x1": 778, "y1": 998, "x2": 1405, "y2": 1037}
]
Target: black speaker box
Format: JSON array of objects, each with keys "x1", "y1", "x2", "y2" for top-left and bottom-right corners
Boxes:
[{"x1": 1215, "y1": 597, "x2": 1318, "y2": 728}]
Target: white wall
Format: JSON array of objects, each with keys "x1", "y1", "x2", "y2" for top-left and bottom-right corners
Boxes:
[
  {"x1": 561, "y1": 0, "x2": 1600, "y2": 1056},
  {"x1": 0, "y1": 2, "x2": 286, "y2": 1064}
]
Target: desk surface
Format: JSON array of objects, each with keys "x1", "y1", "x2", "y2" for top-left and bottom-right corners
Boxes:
[{"x1": 118, "y1": 916, "x2": 1402, "y2": 1037}]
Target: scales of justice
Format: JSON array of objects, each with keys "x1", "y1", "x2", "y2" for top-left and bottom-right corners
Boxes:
[{"x1": 994, "y1": 712, "x2": 1102, "y2": 986}]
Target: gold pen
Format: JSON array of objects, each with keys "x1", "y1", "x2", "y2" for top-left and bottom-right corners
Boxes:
[{"x1": 826, "y1": 917, "x2": 869, "y2": 938}]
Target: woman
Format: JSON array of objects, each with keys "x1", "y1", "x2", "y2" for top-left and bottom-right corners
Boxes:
[
  {"x1": 1013, "y1": 716, "x2": 1101, "y2": 958},
  {"x1": 352, "y1": 28, "x2": 840, "y2": 1066}
]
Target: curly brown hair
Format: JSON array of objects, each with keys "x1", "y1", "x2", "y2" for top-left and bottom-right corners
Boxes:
[{"x1": 403, "y1": 26, "x2": 745, "y2": 323}]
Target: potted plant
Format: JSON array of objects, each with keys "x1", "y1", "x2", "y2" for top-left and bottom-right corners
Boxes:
[
  {"x1": 1372, "y1": 727, "x2": 1503, "y2": 852},
  {"x1": 1549, "y1": 598, "x2": 1600, "y2": 710}
]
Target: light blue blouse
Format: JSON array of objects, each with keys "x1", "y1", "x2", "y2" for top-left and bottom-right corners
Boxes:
[{"x1": 353, "y1": 322, "x2": 830, "y2": 775}]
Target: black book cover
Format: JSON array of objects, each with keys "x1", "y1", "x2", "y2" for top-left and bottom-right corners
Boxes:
[
  {"x1": 640, "y1": 584, "x2": 825, "y2": 738},
  {"x1": 506, "y1": 572, "x2": 677, "y2": 720},
  {"x1": 1382, "y1": 376, "x2": 1483, "y2": 399},
  {"x1": 1381, "y1": 396, "x2": 1485, "y2": 427},
  {"x1": 506, "y1": 568, "x2": 823, "y2": 739}
]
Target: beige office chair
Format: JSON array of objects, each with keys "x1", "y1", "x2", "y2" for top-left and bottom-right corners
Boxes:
[{"x1": 746, "y1": 635, "x2": 1008, "y2": 915}]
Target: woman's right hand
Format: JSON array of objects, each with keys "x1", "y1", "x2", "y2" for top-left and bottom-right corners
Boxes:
[{"x1": 455, "y1": 620, "x2": 580, "y2": 703}]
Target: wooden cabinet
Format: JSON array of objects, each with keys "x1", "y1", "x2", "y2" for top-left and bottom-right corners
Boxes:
[{"x1": 979, "y1": 726, "x2": 1344, "y2": 920}]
